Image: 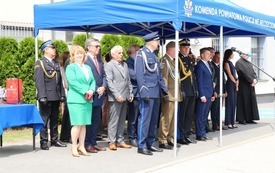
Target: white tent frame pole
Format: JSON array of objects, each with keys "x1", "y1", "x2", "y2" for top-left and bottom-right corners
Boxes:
[
  {"x1": 35, "y1": 37, "x2": 38, "y2": 61},
  {"x1": 174, "y1": 30, "x2": 179, "y2": 157},
  {"x1": 219, "y1": 26, "x2": 224, "y2": 147},
  {"x1": 35, "y1": 37, "x2": 39, "y2": 109}
]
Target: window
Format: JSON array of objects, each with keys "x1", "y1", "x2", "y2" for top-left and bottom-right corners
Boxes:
[{"x1": 251, "y1": 37, "x2": 263, "y2": 79}]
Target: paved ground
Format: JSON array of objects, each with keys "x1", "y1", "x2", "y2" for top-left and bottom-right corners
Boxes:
[{"x1": 0, "y1": 102, "x2": 275, "y2": 173}]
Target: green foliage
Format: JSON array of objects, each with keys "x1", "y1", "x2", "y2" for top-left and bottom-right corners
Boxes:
[
  {"x1": 0, "y1": 52, "x2": 21, "y2": 86},
  {"x1": 20, "y1": 57, "x2": 36, "y2": 104},
  {"x1": 0, "y1": 37, "x2": 18, "y2": 59},
  {"x1": 120, "y1": 35, "x2": 144, "y2": 51},
  {"x1": 101, "y1": 34, "x2": 144, "y2": 60},
  {"x1": 100, "y1": 34, "x2": 122, "y2": 59},
  {"x1": 72, "y1": 33, "x2": 92, "y2": 49},
  {"x1": 18, "y1": 37, "x2": 43, "y2": 104},
  {"x1": 53, "y1": 40, "x2": 69, "y2": 55}
]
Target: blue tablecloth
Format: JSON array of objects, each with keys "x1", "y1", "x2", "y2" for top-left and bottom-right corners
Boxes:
[{"x1": 0, "y1": 104, "x2": 43, "y2": 135}]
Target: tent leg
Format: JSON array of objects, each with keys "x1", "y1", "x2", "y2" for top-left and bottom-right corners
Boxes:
[
  {"x1": 174, "y1": 30, "x2": 179, "y2": 157},
  {"x1": 219, "y1": 26, "x2": 223, "y2": 147}
]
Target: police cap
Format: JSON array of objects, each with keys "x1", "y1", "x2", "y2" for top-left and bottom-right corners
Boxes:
[
  {"x1": 142, "y1": 31, "x2": 160, "y2": 42},
  {"x1": 40, "y1": 40, "x2": 55, "y2": 51},
  {"x1": 179, "y1": 38, "x2": 190, "y2": 46}
]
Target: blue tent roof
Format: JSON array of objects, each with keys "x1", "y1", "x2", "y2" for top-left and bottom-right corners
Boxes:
[{"x1": 33, "y1": 0, "x2": 275, "y2": 38}]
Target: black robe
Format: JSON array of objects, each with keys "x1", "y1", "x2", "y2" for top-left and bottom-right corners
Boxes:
[{"x1": 235, "y1": 58, "x2": 260, "y2": 122}]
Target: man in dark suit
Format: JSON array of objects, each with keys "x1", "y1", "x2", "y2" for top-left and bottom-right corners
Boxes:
[
  {"x1": 34, "y1": 40, "x2": 67, "y2": 150},
  {"x1": 211, "y1": 52, "x2": 227, "y2": 131},
  {"x1": 135, "y1": 32, "x2": 168, "y2": 155},
  {"x1": 195, "y1": 47, "x2": 215, "y2": 141},
  {"x1": 84, "y1": 38, "x2": 107, "y2": 153},
  {"x1": 125, "y1": 44, "x2": 140, "y2": 147},
  {"x1": 105, "y1": 45, "x2": 133, "y2": 150}
]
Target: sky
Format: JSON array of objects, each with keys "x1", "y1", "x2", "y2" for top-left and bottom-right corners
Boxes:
[{"x1": 0, "y1": 0, "x2": 274, "y2": 23}]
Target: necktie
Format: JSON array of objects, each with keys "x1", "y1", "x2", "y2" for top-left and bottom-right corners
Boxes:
[
  {"x1": 94, "y1": 56, "x2": 100, "y2": 74},
  {"x1": 206, "y1": 62, "x2": 212, "y2": 74}
]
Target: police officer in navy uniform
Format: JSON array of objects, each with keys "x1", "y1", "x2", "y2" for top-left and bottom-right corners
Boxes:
[
  {"x1": 135, "y1": 32, "x2": 168, "y2": 155},
  {"x1": 178, "y1": 38, "x2": 198, "y2": 145},
  {"x1": 34, "y1": 40, "x2": 66, "y2": 150}
]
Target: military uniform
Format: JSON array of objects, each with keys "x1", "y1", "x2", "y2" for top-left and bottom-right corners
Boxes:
[
  {"x1": 34, "y1": 40, "x2": 65, "y2": 149},
  {"x1": 158, "y1": 53, "x2": 182, "y2": 146},
  {"x1": 135, "y1": 44, "x2": 168, "y2": 151},
  {"x1": 178, "y1": 50, "x2": 198, "y2": 142}
]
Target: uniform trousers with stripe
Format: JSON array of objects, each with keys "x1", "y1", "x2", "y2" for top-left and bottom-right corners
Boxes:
[{"x1": 138, "y1": 98, "x2": 160, "y2": 149}]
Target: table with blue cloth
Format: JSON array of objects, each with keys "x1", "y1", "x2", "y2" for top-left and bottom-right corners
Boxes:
[{"x1": 0, "y1": 104, "x2": 44, "y2": 150}]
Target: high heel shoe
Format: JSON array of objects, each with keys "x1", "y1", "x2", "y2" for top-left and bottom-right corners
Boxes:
[
  {"x1": 71, "y1": 147, "x2": 80, "y2": 157},
  {"x1": 77, "y1": 147, "x2": 91, "y2": 156}
]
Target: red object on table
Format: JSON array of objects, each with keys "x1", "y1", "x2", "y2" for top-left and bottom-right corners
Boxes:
[{"x1": 5, "y1": 78, "x2": 23, "y2": 104}]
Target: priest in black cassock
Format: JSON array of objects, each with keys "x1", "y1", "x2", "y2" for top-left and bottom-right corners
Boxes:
[{"x1": 235, "y1": 54, "x2": 260, "y2": 124}]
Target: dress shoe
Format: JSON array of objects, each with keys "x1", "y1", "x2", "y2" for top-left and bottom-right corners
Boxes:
[
  {"x1": 168, "y1": 142, "x2": 181, "y2": 148},
  {"x1": 227, "y1": 125, "x2": 234, "y2": 129},
  {"x1": 212, "y1": 126, "x2": 220, "y2": 131},
  {"x1": 222, "y1": 126, "x2": 229, "y2": 130},
  {"x1": 77, "y1": 147, "x2": 91, "y2": 156},
  {"x1": 177, "y1": 139, "x2": 189, "y2": 145},
  {"x1": 138, "y1": 148, "x2": 153, "y2": 156},
  {"x1": 148, "y1": 146, "x2": 163, "y2": 152},
  {"x1": 130, "y1": 140, "x2": 138, "y2": 147},
  {"x1": 159, "y1": 143, "x2": 173, "y2": 150},
  {"x1": 93, "y1": 145, "x2": 106, "y2": 151},
  {"x1": 196, "y1": 136, "x2": 206, "y2": 141},
  {"x1": 247, "y1": 121, "x2": 257, "y2": 124},
  {"x1": 185, "y1": 137, "x2": 197, "y2": 144},
  {"x1": 85, "y1": 146, "x2": 98, "y2": 153},
  {"x1": 40, "y1": 143, "x2": 49, "y2": 150},
  {"x1": 117, "y1": 142, "x2": 132, "y2": 149},
  {"x1": 51, "y1": 140, "x2": 67, "y2": 147},
  {"x1": 239, "y1": 121, "x2": 247, "y2": 125},
  {"x1": 109, "y1": 143, "x2": 117, "y2": 151}
]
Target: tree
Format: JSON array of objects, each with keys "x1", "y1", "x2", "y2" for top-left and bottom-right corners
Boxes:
[
  {"x1": 100, "y1": 34, "x2": 122, "y2": 59},
  {"x1": 0, "y1": 37, "x2": 19, "y2": 86},
  {"x1": 72, "y1": 33, "x2": 92, "y2": 49},
  {"x1": 18, "y1": 37, "x2": 43, "y2": 104}
]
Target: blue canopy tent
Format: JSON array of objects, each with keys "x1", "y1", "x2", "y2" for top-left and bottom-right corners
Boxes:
[
  {"x1": 34, "y1": 0, "x2": 275, "y2": 156},
  {"x1": 34, "y1": 0, "x2": 275, "y2": 38}
]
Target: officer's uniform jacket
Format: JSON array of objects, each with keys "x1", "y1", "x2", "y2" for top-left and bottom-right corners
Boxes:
[
  {"x1": 179, "y1": 53, "x2": 198, "y2": 97},
  {"x1": 160, "y1": 54, "x2": 182, "y2": 102},
  {"x1": 135, "y1": 46, "x2": 168, "y2": 99},
  {"x1": 126, "y1": 56, "x2": 139, "y2": 98},
  {"x1": 34, "y1": 57, "x2": 65, "y2": 101}
]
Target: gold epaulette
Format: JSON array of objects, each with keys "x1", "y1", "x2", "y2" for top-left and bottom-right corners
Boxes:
[
  {"x1": 179, "y1": 57, "x2": 192, "y2": 82},
  {"x1": 39, "y1": 60, "x2": 57, "y2": 79}
]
